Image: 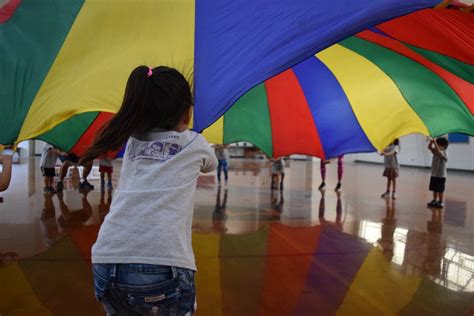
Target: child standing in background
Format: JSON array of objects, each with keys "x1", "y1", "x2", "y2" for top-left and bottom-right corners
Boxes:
[
  {"x1": 319, "y1": 155, "x2": 344, "y2": 192},
  {"x1": 215, "y1": 144, "x2": 229, "y2": 185},
  {"x1": 271, "y1": 157, "x2": 285, "y2": 190},
  {"x1": 427, "y1": 137, "x2": 449, "y2": 208},
  {"x1": 40, "y1": 143, "x2": 63, "y2": 193},
  {"x1": 81, "y1": 65, "x2": 217, "y2": 315},
  {"x1": 99, "y1": 158, "x2": 113, "y2": 190},
  {"x1": 381, "y1": 139, "x2": 400, "y2": 199}
]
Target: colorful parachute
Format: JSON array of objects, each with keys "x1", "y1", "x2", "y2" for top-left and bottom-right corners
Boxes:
[
  {"x1": 2, "y1": 223, "x2": 473, "y2": 315},
  {"x1": 1, "y1": 0, "x2": 444, "y2": 152},
  {"x1": 31, "y1": 7, "x2": 474, "y2": 159},
  {"x1": 202, "y1": 8, "x2": 474, "y2": 158}
]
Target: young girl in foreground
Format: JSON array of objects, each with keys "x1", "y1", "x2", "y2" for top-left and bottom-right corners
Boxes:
[{"x1": 81, "y1": 66, "x2": 217, "y2": 315}]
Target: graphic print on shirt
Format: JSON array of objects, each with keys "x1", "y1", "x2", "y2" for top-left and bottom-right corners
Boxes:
[{"x1": 128, "y1": 138, "x2": 182, "y2": 162}]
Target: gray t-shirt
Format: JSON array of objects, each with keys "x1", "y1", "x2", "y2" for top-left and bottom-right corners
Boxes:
[
  {"x1": 271, "y1": 158, "x2": 285, "y2": 174},
  {"x1": 383, "y1": 144, "x2": 399, "y2": 169},
  {"x1": 215, "y1": 147, "x2": 229, "y2": 160},
  {"x1": 431, "y1": 150, "x2": 448, "y2": 178},
  {"x1": 40, "y1": 144, "x2": 58, "y2": 168},
  {"x1": 99, "y1": 158, "x2": 113, "y2": 167},
  {"x1": 92, "y1": 130, "x2": 218, "y2": 271}
]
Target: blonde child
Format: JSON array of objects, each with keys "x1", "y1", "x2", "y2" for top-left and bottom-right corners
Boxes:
[{"x1": 81, "y1": 66, "x2": 217, "y2": 315}]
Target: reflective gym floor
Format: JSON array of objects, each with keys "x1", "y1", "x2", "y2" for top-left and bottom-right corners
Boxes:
[{"x1": 0, "y1": 158, "x2": 473, "y2": 315}]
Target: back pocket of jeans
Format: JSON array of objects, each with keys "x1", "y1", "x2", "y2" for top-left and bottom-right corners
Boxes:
[{"x1": 122, "y1": 277, "x2": 181, "y2": 314}]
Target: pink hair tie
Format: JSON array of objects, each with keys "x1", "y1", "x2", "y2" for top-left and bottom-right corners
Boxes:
[{"x1": 147, "y1": 67, "x2": 153, "y2": 78}]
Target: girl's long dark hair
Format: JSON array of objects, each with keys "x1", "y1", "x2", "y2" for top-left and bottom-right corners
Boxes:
[{"x1": 80, "y1": 66, "x2": 192, "y2": 164}]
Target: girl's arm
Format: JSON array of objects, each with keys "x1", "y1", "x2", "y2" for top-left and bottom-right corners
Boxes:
[
  {"x1": 201, "y1": 138, "x2": 219, "y2": 173},
  {"x1": 434, "y1": 142, "x2": 448, "y2": 160},
  {"x1": 0, "y1": 150, "x2": 14, "y2": 192},
  {"x1": 438, "y1": 150, "x2": 448, "y2": 161},
  {"x1": 431, "y1": 140, "x2": 443, "y2": 155},
  {"x1": 427, "y1": 139, "x2": 437, "y2": 154},
  {"x1": 202, "y1": 153, "x2": 218, "y2": 173},
  {"x1": 52, "y1": 148, "x2": 66, "y2": 155},
  {"x1": 384, "y1": 147, "x2": 396, "y2": 156}
]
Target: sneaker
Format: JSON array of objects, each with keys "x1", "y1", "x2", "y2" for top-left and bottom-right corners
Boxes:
[
  {"x1": 435, "y1": 201, "x2": 444, "y2": 208},
  {"x1": 46, "y1": 187, "x2": 57, "y2": 194},
  {"x1": 427, "y1": 200, "x2": 437, "y2": 207},
  {"x1": 318, "y1": 182, "x2": 326, "y2": 190},
  {"x1": 79, "y1": 180, "x2": 94, "y2": 190},
  {"x1": 381, "y1": 191, "x2": 390, "y2": 198},
  {"x1": 391, "y1": 192, "x2": 397, "y2": 200},
  {"x1": 56, "y1": 181, "x2": 64, "y2": 192},
  {"x1": 335, "y1": 183, "x2": 341, "y2": 192}
]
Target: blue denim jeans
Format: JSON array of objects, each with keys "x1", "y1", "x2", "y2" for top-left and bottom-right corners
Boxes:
[
  {"x1": 217, "y1": 159, "x2": 228, "y2": 182},
  {"x1": 92, "y1": 263, "x2": 195, "y2": 316}
]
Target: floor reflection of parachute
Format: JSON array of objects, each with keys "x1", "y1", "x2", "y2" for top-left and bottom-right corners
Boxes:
[{"x1": 2, "y1": 0, "x2": 472, "y2": 159}]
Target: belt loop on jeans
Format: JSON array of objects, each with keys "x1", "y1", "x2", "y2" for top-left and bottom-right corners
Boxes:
[
  {"x1": 171, "y1": 266, "x2": 177, "y2": 278},
  {"x1": 111, "y1": 264, "x2": 117, "y2": 278}
]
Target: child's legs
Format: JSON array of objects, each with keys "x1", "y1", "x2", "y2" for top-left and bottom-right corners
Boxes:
[
  {"x1": 271, "y1": 173, "x2": 278, "y2": 186},
  {"x1": 438, "y1": 178, "x2": 445, "y2": 202},
  {"x1": 392, "y1": 177, "x2": 396, "y2": 192},
  {"x1": 386, "y1": 177, "x2": 391, "y2": 191},
  {"x1": 217, "y1": 160, "x2": 223, "y2": 181},
  {"x1": 222, "y1": 160, "x2": 228, "y2": 180},
  {"x1": 107, "y1": 171, "x2": 112, "y2": 182},
  {"x1": 320, "y1": 160, "x2": 326, "y2": 181},
  {"x1": 337, "y1": 155, "x2": 344, "y2": 182},
  {"x1": 43, "y1": 168, "x2": 55, "y2": 187},
  {"x1": 47, "y1": 176, "x2": 54, "y2": 187},
  {"x1": 82, "y1": 161, "x2": 93, "y2": 181},
  {"x1": 430, "y1": 177, "x2": 446, "y2": 201},
  {"x1": 100, "y1": 172, "x2": 105, "y2": 183},
  {"x1": 59, "y1": 161, "x2": 71, "y2": 181}
]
